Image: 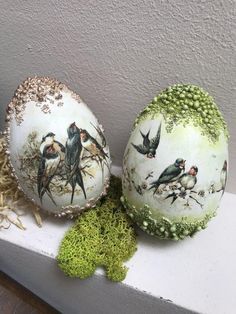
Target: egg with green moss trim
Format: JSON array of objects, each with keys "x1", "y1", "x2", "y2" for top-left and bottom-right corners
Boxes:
[
  {"x1": 5, "y1": 77, "x2": 111, "y2": 216},
  {"x1": 121, "y1": 84, "x2": 229, "y2": 240}
]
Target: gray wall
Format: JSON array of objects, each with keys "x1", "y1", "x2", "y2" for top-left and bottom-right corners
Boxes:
[{"x1": 0, "y1": 0, "x2": 235, "y2": 193}]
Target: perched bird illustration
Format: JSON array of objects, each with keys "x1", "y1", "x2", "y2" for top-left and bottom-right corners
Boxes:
[
  {"x1": 37, "y1": 134, "x2": 65, "y2": 205},
  {"x1": 79, "y1": 128, "x2": 109, "y2": 172},
  {"x1": 131, "y1": 123, "x2": 161, "y2": 158},
  {"x1": 179, "y1": 166, "x2": 198, "y2": 190},
  {"x1": 90, "y1": 122, "x2": 106, "y2": 147},
  {"x1": 165, "y1": 165, "x2": 198, "y2": 204},
  {"x1": 40, "y1": 132, "x2": 65, "y2": 157},
  {"x1": 40, "y1": 132, "x2": 55, "y2": 154},
  {"x1": 65, "y1": 122, "x2": 87, "y2": 203},
  {"x1": 217, "y1": 160, "x2": 227, "y2": 195},
  {"x1": 149, "y1": 158, "x2": 186, "y2": 194}
]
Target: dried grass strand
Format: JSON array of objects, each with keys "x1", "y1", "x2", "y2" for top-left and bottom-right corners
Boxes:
[{"x1": 0, "y1": 133, "x2": 42, "y2": 229}]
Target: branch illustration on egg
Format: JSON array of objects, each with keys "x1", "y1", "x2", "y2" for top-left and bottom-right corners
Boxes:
[
  {"x1": 4, "y1": 77, "x2": 111, "y2": 217},
  {"x1": 121, "y1": 84, "x2": 229, "y2": 240}
]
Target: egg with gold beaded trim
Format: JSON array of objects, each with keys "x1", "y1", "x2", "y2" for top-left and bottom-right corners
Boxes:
[{"x1": 5, "y1": 77, "x2": 111, "y2": 217}]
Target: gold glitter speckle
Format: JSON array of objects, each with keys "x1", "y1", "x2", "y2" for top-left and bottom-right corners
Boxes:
[{"x1": 7, "y1": 76, "x2": 67, "y2": 125}]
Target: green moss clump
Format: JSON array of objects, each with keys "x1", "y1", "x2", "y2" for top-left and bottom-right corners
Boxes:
[
  {"x1": 134, "y1": 84, "x2": 229, "y2": 143},
  {"x1": 57, "y1": 176, "x2": 137, "y2": 282}
]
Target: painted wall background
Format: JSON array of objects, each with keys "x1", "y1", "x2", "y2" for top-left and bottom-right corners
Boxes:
[{"x1": 0, "y1": 0, "x2": 235, "y2": 193}]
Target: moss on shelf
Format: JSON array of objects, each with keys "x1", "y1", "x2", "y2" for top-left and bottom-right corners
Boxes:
[{"x1": 57, "y1": 176, "x2": 137, "y2": 282}]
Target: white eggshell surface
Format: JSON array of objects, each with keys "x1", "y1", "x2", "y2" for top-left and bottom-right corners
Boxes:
[{"x1": 6, "y1": 77, "x2": 111, "y2": 215}]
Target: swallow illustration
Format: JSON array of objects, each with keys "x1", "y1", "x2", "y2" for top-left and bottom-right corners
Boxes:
[
  {"x1": 79, "y1": 128, "x2": 110, "y2": 173},
  {"x1": 39, "y1": 132, "x2": 65, "y2": 155},
  {"x1": 90, "y1": 122, "x2": 106, "y2": 147},
  {"x1": 131, "y1": 123, "x2": 161, "y2": 158},
  {"x1": 217, "y1": 160, "x2": 227, "y2": 195},
  {"x1": 149, "y1": 158, "x2": 186, "y2": 194},
  {"x1": 65, "y1": 122, "x2": 87, "y2": 203},
  {"x1": 179, "y1": 166, "x2": 198, "y2": 190},
  {"x1": 37, "y1": 134, "x2": 65, "y2": 205},
  {"x1": 165, "y1": 166, "x2": 198, "y2": 204},
  {"x1": 40, "y1": 132, "x2": 55, "y2": 154}
]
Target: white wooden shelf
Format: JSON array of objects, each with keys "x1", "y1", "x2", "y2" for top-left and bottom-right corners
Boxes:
[{"x1": 0, "y1": 166, "x2": 235, "y2": 314}]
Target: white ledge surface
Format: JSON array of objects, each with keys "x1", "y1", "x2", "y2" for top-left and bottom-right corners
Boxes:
[{"x1": 0, "y1": 166, "x2": 236, "y2": 314}]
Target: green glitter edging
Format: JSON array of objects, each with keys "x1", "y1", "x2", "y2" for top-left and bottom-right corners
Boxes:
[
  {"x1": 134, "y1": 84, "x2": 229, "y2": 143},
  {"x1": 121, "y1": 196, "x2": 216, "y2": 240}
]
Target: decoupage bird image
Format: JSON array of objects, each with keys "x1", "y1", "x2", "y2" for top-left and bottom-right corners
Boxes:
[
  {"x1": 37, "y1": 133, "x2": 65, "y2": 205},
  {"x1": 149, "y1": 158, "x2": 186, "y2": 194},
  {"x1": 165, "y1": 165, "x2": 198, "y2": 204},
  {"x1": 65, "y1": 122, "x2": 87, "y2": 203},
  {"x1": 79, "y1": 127, "x2": 110, "y2": 173},
  {"x1": 40, "y1": 132, "x2": 64, "y2": 155},
  {"x1": 217, "y1": 160, "x2": 227, "y2": 195},
  {"x1": 131, "y1": 123, "x2": 161, "y2": 158}
]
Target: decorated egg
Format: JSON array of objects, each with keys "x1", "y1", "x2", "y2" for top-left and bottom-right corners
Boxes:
[
  {"x1": 121, "y1": 84, "x2": 229, "y2": 240},
  {"x1": 4, "y1": 77, "x2": 111, "y2": 216}
]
